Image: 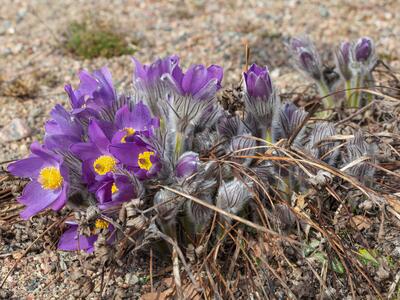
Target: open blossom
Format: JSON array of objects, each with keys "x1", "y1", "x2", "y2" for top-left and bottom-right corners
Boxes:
[
  {"x1": 89, "y1": 173, "x2": 136, "y2": 210},
  {"x1": 71, "y1": 119, "x2": 118, "y2": 185},
  {"x1": 111, "y1": 101, "x2": 159, "y2": 144},
  {"x1": 110, "y1": 136, "x2": 161, "y2": 180},
  {"x1": 8, "y1": 142, "x2": 69, "y2": 219}
]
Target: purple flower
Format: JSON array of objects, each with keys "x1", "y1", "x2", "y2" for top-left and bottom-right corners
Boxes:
[
  {"x1": 242, "y1": 63, "x2": 278, "y2": 139},
  {"x1": 335, "y1": 41, "x2": 352, "y2": 81},
  {"x1": 243, "y1": 64, "x2": 273, "y2": 99},
  {"x1": 289, "y1": 36, "x2": 323, "y2": 82},
  {"x1": 58, "y1": 223, "x2": 97, "y2": 253},
  {"x1": 58, "y1": 221, "x2": 115, "y2": 253},
  {"x1": 44, "y1": 104, "x2": 83, "y2": 151},
  {"x1": 133, "y1": 55, "x2": 182, "y2": 87},
  {"x1": 175, "y1": 152, "x2": 199, "y2": 178},
  {"x1": 65, "y1": 67, "x2": 116, "y2": 115},
  {"x1": 71, "y1": 119, "x2": 118, "y2": 185},
  {"x1": 109, "y1": 137, "x2": 161, "y2": 180},
  {"x1": 8, "y1": 142, "x2": 69, "y2": 219},
  {"x1": 171, "y1": 64, "x2": 223, "y2": 100},
  {"x1": 111, "y1": 101, "x2": 159, "y2": 144},
  {"x1": 90, "y1": 173, "x2": 136, "y2": 210},
  {"x1": 354, "y1": 37, "x2": 374, "y2": 62}
]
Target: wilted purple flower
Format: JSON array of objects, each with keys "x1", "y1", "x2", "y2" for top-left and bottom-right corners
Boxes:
[
  {"x1": 110, "y1": 136, "x2": 161, "y2": 180},
  {"x1": 289, "y1": 36, "x2": 323, "y2": 82},
  {"x1": 334, "y1": 41, "x2": 352, "y2": 81},
  {"x1": 90, "y1": 173, "x2": 136, "y2": 210},
  {"x1": 243, "y1": 64, "x2": 273, "y2": 99},
  {"x1": 354, "y1": 37, "x2": 374, "y2": 62},
  {"x1": 71, "y1": 119, "x2": 118, "y2": 185},
  {"x1": 272, "y1": 102, "x2": 308, "y2": 144},
  {"x1": 8, "y1": 142, "x2": 69, "y2": 219},
  {"x1": 44, "y1": 104, "x2": 83, "y2": 151},
  {"x1": 111, "y1": 101, "x2": 159, "y2": 144},
  {"x1": 175, "y1": 151, "x2": 199, "y2": 178}
]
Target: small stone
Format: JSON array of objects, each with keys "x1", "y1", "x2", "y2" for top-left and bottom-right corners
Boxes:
[{"x1": 0, "y1": 118, "x2": 31, "y2": 142}]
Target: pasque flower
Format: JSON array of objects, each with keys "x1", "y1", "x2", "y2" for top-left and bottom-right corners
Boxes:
[
  {"x1": 334, "y1": 41, "x2": 352, "y2": 81},
  {"x1": 65, "y1": 67, "x2": 116, "y2": 116},
  {"x1": 58, "y1": 221, "x2": 115, "y2": 253},
  {"x1": 90, "y1": 173, "x2": 136, "y2": 210},
  {"x1": 71, "y1": 119, "x2": 118, "y2": 185},
  {"x1": 243, "y1": 63, "x2": 278, "y2": 142},
  {"x1": 44, "y1": 104, "x2": 83, "y2": 151},
  {"x1": 110, "y1": 135, "x2": 161, "y2": 180},
  {"x1": 111, "y1": 101, "x2": 159, "y2": 144},
  {"x1": 8, "y1": 142, "x2": 69, "y2": 219}
]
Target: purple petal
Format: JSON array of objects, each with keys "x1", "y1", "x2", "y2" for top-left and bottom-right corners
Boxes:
[
  {"x1": 18, "y1": 182, "x2": 61, "y2": 219},
  {"x1": 8, "y1": 157, "x2": 46, "y2": 178},
  {"x1": 58, "y1": 224, "x2": 97, "y2": 253},
  {"x1": 88, "y1": 119, "x2": 111, "y2": 152},
  {"x1": 182, "y1": 65, "x2": 208, "y2": 95}
]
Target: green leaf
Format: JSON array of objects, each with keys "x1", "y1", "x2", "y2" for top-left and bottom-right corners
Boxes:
[
  {"x1": 358, "y1": 248, "x2": 379, "y2": 267},
  {"x1": 331, "y1": 257, "x2": 345, "y2": 274}
]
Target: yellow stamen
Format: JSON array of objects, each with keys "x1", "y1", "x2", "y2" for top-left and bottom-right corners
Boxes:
[
  {"x1": 93, "y1": 155, "x2": 116, "y2": 175},
  {"x1": 38, "y1": 167, "x2": 63, "y2": 190},
  {"x1": 120, "y1": 127, "x2": 136, "y2": 143},
  {"x1": 95, "y1": 219, "x2": 109, "y2": 229},
  {"x1": 111, "y1": 182, "x2": 118, "y2": 194},
  {"x1": 138, "y1": 151, "x2": 154, "y2": 171}
]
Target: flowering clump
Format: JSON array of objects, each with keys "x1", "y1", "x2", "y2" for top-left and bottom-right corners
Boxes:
[{"x1": 8, "y1": 53, "x2": 377, "y2": 257}]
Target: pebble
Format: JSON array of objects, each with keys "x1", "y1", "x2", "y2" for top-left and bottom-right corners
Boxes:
[{"x1": 0, "y1": 118, "x2": 31, "y2": 142}]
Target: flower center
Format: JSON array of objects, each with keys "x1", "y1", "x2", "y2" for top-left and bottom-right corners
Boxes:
[
  {"x1": 138, "y1": 151, "x2": 154, "y2": 171},
  {"x1": 95, "y1": 219, "x2": 109, "y2": 229},
  {"x1": 120, "y1": 127, "x2": 136, "y2": 143},
  {"x1": 93, "y1": 155, "x2": 116, "y2": 175},
  {"x1": 111, "y1": 182, "x2": 118, "y2": 194},
  {"x1": 38, "y1": 167, "x2": 63, "y2": 190}
]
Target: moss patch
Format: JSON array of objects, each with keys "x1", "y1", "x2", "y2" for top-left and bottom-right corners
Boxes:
[{"x1": 64, "y1": 19, "x2": 136, "y2": 59}]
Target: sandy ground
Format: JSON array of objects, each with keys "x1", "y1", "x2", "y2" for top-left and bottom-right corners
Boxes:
[{"x1": 0, "y1": 0, "x2": 399, "y2": 298}]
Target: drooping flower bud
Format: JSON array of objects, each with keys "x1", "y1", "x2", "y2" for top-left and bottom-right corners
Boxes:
[
  {"x1": 344, "y1": 131, "x2": 376, "y2": 184},
  {"x1": 272, "y1": 102, "x2": 308, "y2": 145},
  {"x1": 175, "y1": 151, "x2": 200, "y2": 178}
]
